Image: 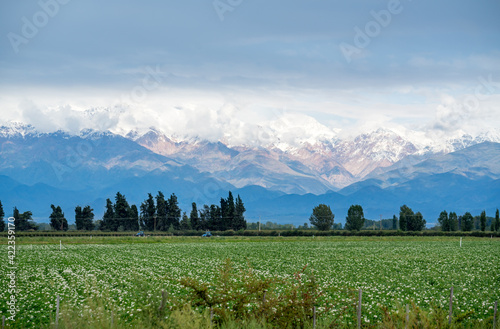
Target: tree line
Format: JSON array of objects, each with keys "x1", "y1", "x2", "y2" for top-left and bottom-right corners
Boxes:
[
  {"x1": 2, "y1": 198, "x2": 499, "y2": 233},
  {"x1": 0, "y1": 191, "x2": 246, "y2": 232},
  {"x1": 308, "y1": 203, "x2": 500, "y2": 232}
]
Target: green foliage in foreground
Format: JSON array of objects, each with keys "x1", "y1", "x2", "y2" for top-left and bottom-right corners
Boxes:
[
  {"x1": 0, "y1": 237, "x2": 499, "y2": 328},
  {"x1": 53, "y1": 260, "x2": 500, "y2": 329}
]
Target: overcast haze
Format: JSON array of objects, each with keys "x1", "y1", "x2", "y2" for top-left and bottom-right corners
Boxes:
[{"x1": 1, "y1": 0, "x2": 499, "y2": 144}]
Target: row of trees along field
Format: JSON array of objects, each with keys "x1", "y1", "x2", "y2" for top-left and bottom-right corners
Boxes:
[
  {"x1": 0, "y1": 191, "x2": 246, "y2": 232},
  {"x1": 308, "y1": 203, "x2": 500, "y2": 232},
  {"x1": 1, "y1": 198, "x2": 500, "y2": 233}
]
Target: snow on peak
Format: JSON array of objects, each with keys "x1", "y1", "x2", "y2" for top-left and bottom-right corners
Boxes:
[{"x1": 0, "y1": 122, "x2": 39, "y2": 138}]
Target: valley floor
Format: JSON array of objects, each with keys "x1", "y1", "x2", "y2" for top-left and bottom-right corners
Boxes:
[{"x1": 1, "y1": 236, "x2": 499, "y2": 328}]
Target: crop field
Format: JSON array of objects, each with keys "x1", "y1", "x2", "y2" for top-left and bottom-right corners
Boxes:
[{"x1": 1, "y1": 236, "x2": 500, "y2": 328}]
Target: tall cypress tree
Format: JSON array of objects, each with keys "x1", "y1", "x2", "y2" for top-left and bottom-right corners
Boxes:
[
  {"x1": 50, "y1": 205, "x2": 68, "y2": 231},
  {"x1": 234, "y1": 195, "x2": 246, "y2": 230},
  {"x1": 495, "y1": 209, "x2": 500, "y2": 232},
  {"x1": 449, "y1": 212, "x2": 458, "y2": 231},
  {"x1": 0, "y1": 200, "x2": 5, "y2": 232},
  {"x1": 226, "y1": 191, "x2": 235, "y2": 230},
  {"x1": 109, "y1": 193, "x2": 138, "y2": 231},
  {"x1": 199, "y1": 204, "x2": 210, "y2": 230},
  {"x1": 220, "y1": 197, "x2": 228, "y2": 230},
  {"x1": 208, "y1": 204, "x2": 222, "y2": 231},
  {"x1": 75, "y1": 206, "x2": 84, "y2": 230},
  {"x1": 480, "y1": 210, "x2": 486, "y2": 232},
  {"x1": 114, "y1": 192, "x2": 127, "y2": 230},
  {"x1": 438, "y1": 210, "x2": 449, "y2": 231},
  {"x1": 180, "y1": 212, "x2": 191, "y2": 230},
  {"x1": 129, "y1": 204, "x2": 139, "y2": 231},
  {"x1": 101, "y1": 199, "x2": 115, "y2": 231},
  {"x1": 392, "y1": 215, "x2": 398, "y2": 230},
  {"x1": 167, "y1": 193, "x2": 181, "y2": 230},
  {"x1": 140, "y1": 193, "x2": 156, "y2": 230},
  {"x1": 156, "y1": 191, "x2": 168, "y2": 231},
  {"x1": 189, "y1": 202, "x2": 200, "y2": 231},
  {"x1": 81, "y1": 206, "x2": 95, "y2": 230},
  {"x1": 13, "y1": 207, "x2": 20, "y2": 229}
]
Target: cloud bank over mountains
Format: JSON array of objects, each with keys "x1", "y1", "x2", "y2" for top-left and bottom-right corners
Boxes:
[
  {"x1": 1, "y1": 1, "x2": 499, "y2": 148},
  {"x1": 3, "y1": 98, "x2": 499, "y2": 154}
]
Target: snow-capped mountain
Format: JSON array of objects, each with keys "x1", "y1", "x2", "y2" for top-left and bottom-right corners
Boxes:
[
  {"x1": 2, "y1": 121, "x2": 500, "y2": 193},
  {"x1": 1, "y1": 121, "x2": 499, "y2": 223},
  {"x1": 0, "y1": 122, "x2": 40, "y2": 138},
  {"x1": 131, "y1": 126, "x2": 500, "y2": 191}
]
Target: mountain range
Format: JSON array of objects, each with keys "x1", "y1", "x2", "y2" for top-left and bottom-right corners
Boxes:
[{"x1": 0, "y1": 122, "x2": 499, "y2": 226}]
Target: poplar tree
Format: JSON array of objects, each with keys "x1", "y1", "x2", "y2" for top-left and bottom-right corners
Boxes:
[
  {"x1": 495, "y1": 209, "x2": 500, "y2": 232},
  {"x1": 82, "y1": 206, "x2": 95, "y2": 230},
  {"x1": 140, "y1": 193, "x2": 156, "y2": 231},
  {"x1": 75, "y1": 206, "x2": 84, "y2": 230},
  {"x1": 0, "y1": 200, "x2": 5, "y2": 232},
  {"x1": 50, "y1": 205, "x2": 68, "y2": 231},
  {"x1": 190, "y1": 202, "x2": 200, "y2": 231},
  {"x1": 180, "y1": 212, "x2": 191, "y2": 230},
  {"x1": 480, "y1": 210, "x2": 486, "y2": 232},
  {"x1": 13, "y1": 207, "x2": 37, "y2": 231},
  {"x1": 438, "y1": 210, "x2": 449, "y2": 231},
  {"x1": 449, "y1": 212, "x2": 458, "y2": 231},
  {"x1": 462, "y1": 212, "x2": 474, "y2": 231},
  {"x1": 392, "y1": 215, "x2": 398, "y2": 230},
  {"x1": 156, "y1": 191, "x2": 168, "y2": 231},
  {"x1": 129, "y1": 204, "x2": 139, "y2": 231},
  {"x1": 101, "y1": 199, "x2": 115, "y2": 231},
  {"x1": 167, "y1": 193, "x2": 181, "y2": 230},
  {"x1": 234, "y1": 195, "x2": 246, "y2": 230}
]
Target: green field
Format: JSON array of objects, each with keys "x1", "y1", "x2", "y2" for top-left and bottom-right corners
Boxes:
[{"x1": 1, "y1": 236, "x2": 499, "y2": 328}]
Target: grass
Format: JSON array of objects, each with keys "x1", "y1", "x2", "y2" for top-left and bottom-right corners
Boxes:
[{"x1": 1, "y1": 236, "x2": 499, "y2": 328}]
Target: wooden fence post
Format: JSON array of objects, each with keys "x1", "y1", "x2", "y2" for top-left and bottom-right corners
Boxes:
[
  {"x1": 2, "y1": 315, "x2": 5, "y2": 329},
  {"x1": 357, "y1": 288, "x2": 362, "y2": 329},
  {"x1": 158, "y1": 290, "x2": 167, "y2": 311},
  {"x1": 313, "y1": 306, "x2": 316, "y2": 329},
  {"x1": 55, "y1": 295, "x2": 60, "y2": 329},
  {"x1": 210, "y1": 307, "x2": 214, "y2": 326},
  {"x1": 494, "y1": 300, "x2": 498, "y2": 329},
  {"x1": 448, "y1": 286, "x2": 453, "y2": 325},
  {"x1": 405, "y1": 304, "x2": 409, "y2": 329}
]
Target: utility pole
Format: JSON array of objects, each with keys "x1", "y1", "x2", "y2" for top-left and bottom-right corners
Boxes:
[{"x1": 154, "y1": 215, "x2": 157, "y2": 232}]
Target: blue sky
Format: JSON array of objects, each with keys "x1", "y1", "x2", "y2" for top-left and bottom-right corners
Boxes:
[{"x1": 1, "y1": 0, "x2": 499, "y2": 142}]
